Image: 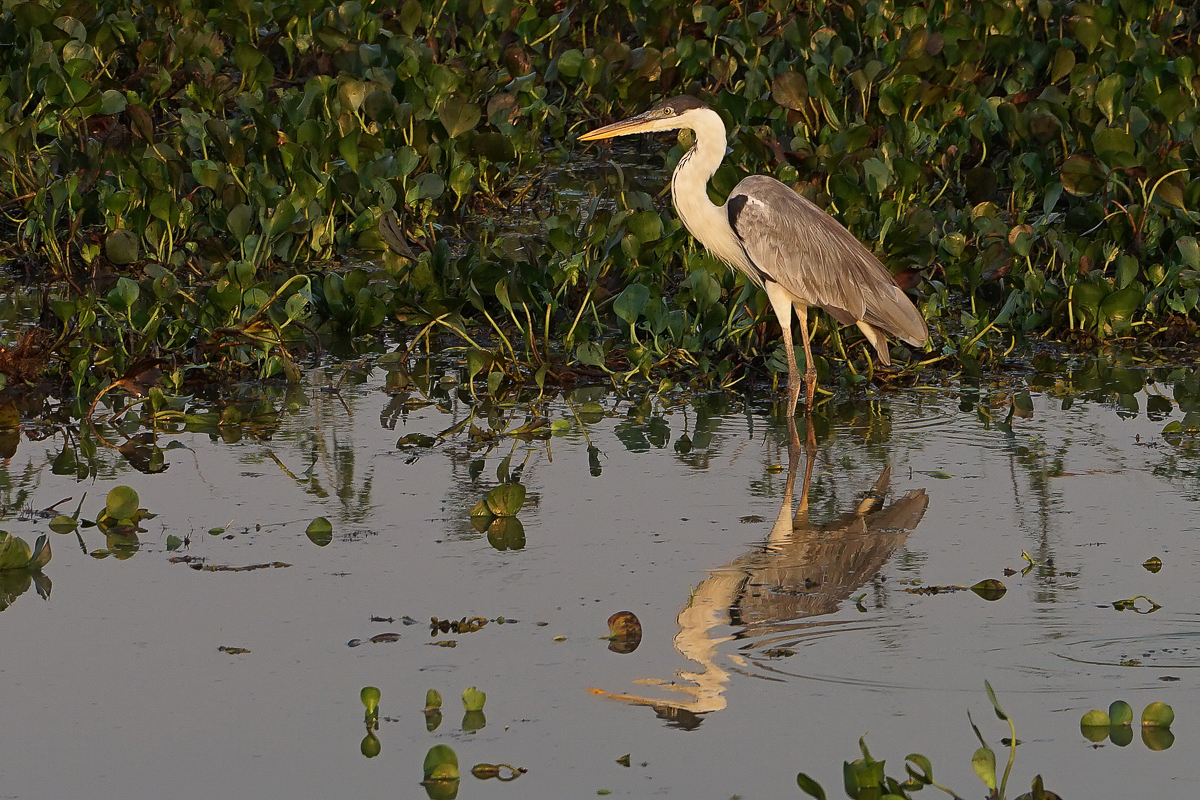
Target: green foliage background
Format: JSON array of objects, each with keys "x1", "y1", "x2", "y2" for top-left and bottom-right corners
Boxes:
[{"x1": 1, "y1": 0, "x2": 1198, "y2": 396}]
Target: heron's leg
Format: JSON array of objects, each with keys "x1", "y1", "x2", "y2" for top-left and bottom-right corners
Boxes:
[
  {"x1": 797, "y1": 307, "x2": 817, "y2": 410},
  {"x1": 764, "y1": 282, "x2": 801, "y2": 417}
]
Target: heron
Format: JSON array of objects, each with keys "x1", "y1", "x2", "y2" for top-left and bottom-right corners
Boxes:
[{"x1": 579, "y1": 96, "x2": 928, "y2": 417}]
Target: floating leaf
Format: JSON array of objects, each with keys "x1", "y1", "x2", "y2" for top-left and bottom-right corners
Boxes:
[
  {"x1": 305, "y1": 517, "x2": 333, "y2": 546},
  {"x1": 423, "y1": 744, "x2": 460, "y2": 781},
  {"x1": 485, "y1": 483, "x2": 525, "y2": 516},
  {"x1": 1143, "y1": 557, "x2": 1162, "y2": 573},
  {"x1": 1109, "y1": 700, "x2": 1133, "y2": 726},
  {"x1": 105, "y1": 485, "x2": 140, "y2": 521},
  {"x1": 49, "y1": 515, "x2": 78, "y2": 534},
  {"x1": 461, "y1": 686, "x2": 486, "y2": 712},
  {"x1": 361, "y1": 686, "x2": 381, "y2": 714},
  {"x1": 971, "y1": 579, "x2": 1007, "y2": 601},
  {"x1": 796, "y1": 773, "x2": 827, "y2": 800},
  {"x1": 1141, "y1": 701, "x2": 1174, "y2": 728},
  {"x1": 425, "y1": 689, "x2": 443, "y2": 710}
]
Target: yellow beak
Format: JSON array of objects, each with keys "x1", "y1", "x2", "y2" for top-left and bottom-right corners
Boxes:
[{"x1": 577, "y1": 116, "x2": 658, "y2": 142}]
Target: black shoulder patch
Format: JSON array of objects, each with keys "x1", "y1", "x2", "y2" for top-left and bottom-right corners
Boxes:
[{"x1": 727, "y1": 194, "x2": 749, "y2": 235}]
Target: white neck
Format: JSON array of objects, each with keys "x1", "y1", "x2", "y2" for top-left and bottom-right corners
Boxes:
[{"x1": 669, "y1": 108, "x2": 756, "y2": 277}]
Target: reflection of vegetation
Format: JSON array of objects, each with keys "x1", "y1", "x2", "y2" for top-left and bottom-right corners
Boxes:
[{"x1": 797, "y1": 684, "x2": 1060, "y2": 800}]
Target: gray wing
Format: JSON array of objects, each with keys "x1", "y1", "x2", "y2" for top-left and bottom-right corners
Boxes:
[{"x1": 726, "y1": 175, "x2": 927, "y2": 347}]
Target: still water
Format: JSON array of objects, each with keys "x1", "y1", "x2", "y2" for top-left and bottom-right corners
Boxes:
[{"x1": 1, "y1": 355, "x2": 1197, "y2": 798}]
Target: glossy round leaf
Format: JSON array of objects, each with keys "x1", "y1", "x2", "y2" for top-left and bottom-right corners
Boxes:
[
  {"x1": 305, "y1": 517, "x2": 333, "y2": 546},
  {"x1": 422, "y1": 744, "x2": 460, "y2": 780},
  {"x1": 1108, "y1": 700, "x2": 1133, "y2": 726},
  {"x1": 105, "y1": 485, "x2": 140, "y2": 521},
  {"x1": 485, "y1": 483, "x2": 525, "y2": 516},
  {"x1": 1141, "y1": 701, "x2": 1174, "y2": 728}
]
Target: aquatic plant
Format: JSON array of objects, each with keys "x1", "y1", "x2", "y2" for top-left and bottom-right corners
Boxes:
[
  {"x1": 796, "y1": 683, "x2": 1061, "y2": 800},
  {"x1": 1, "y1": 0, "x2": 1197, "y2": 400}
]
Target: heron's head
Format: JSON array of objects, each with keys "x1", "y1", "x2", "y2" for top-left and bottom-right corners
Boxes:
[{"x1": 579, "y1": 96, "x2": 713, "y2": 141}]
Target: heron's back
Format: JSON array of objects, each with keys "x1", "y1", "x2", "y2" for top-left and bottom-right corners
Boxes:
[{"x1": 726, "y1": 175, "x2": 927, "y2": 347}]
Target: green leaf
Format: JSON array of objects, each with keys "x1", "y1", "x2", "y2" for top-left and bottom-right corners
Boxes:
[
  {"x1": 558, "y1": 49, "x2": 583, "y2": 78},
  {"x1": 105, "y1": 229, "x2": 140, "y2": 265},
  {"x1": 772, "y1": 70, "x2": 809, "y2": 110},
  {"x1": 0, "y1": 532, "x2": 33, "y2": 570},
  {"x1": 1100, "y1": 286, "x2": 1143, "y2": 327},
  {"x1": 438, "y1": 95, "x2": 481, "y2": 138},
  {"x1": 1060, "y1": 154, "x2": 1104, "y2": 195},
  {"x1": 461, "y1": 686, "x2": 486, "y2": 711},
  {"x1": 100, "y1": 89, "x2": 127, "y2": 115},
  {"x1": 105, "y1": 485, "x2": 140, "y2": 521},
  {"x1": 575, "y1": 342, "x2": 607, "y2": 368},
  {"x1": 360, "y1": 686, "x2": 381, "y2": 713},
  {"x1": 107, "y1": 277, "x2": 140, "y2": 310},
  {"x1": 305, "y1": 517, "x2": 333, "y2": 546},
  {"x1": 1094, "y1": 74, "x2": 1124, "y2": 123},
  {"x1": 1073, "y1": 16, "x2": 1102, "y2": 53},
  {"x1": 984, "y1": 680, "x2": 1008, "y2": 721},
  {"x1": 422, "y1": 744, "x2": 460, "y2": 781},
  {"x1": 613, "y1": 284, "x2": 649, "y2": 326},
  {"x1": 29, "y1": 534, "x2": 51, "y2": 569},
  {"x1": 337, "y1": 77, "x2": 367, "y2": 114},
  {"x1": 1177, "y1": 236, "x2": 1200, "y2": 270},
  {"x1": 1141, "y1": 701, "x2": 1174, "y2": 728},
  {"x1": 425, "y1": 689, "x2": 443, "y2": 710},
  {"x1": 226, "y1": 203, "x2": 253, "y2": 239},
  {"x1": 796, "y1": 773, "x2": 827, "y2": 800},
  {"x1": 49, "y1": 515, "x2": 78, "y2": 534},
  {"x1": 485, "y1": 483, "x2": 525, "y2": 516},
  {"x1": 399, "y1": 0, "x2": 422, "y2": 35},
  {"x1": 904, "y1": 754, "x2": 933, "y2": 785},
  {"x1": 972, "y1": 745, "x2": 997, "y2": 791},
  {"x1": 1108, "y1": 700, "x2": 1133, "y2": 726},
  {"x1": 626, "y1": 210, "x2": 662, "y2": 242}
]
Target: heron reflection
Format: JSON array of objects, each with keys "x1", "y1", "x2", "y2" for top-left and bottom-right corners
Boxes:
[{"x1": 596, "y1": 418, "x2": 928, "y2": 724}]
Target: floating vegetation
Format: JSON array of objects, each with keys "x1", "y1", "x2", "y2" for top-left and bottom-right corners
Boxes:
[
  {"x1": 902, "y1": 578, "x2": 1007, "y2": 599},
  {"x1": 1111, "y1": 595, "x2": 1163, "y2": 613},
  {"x1": 1080, "y1": 701, "x2": 1175, "y2": 750},
  {"x1": 361, "y1": 686, "x2": 381, "y2": 727},
  {"x1": 470, "y1": 763, "x2": 524, "y2": 781},
  {"x1": 305, "y1": 517, "x2": 334, "y2": 546},
  {"x1": 797, "y1": 683, "x2": 1060, "y2": 800},
  {"x1": 604, "y1": 611, "x2": 643, "y2": 654},
  {"x1": 168, "y1": 557, "x2": 292, "y2": 572},
  {"x1": 461, "y1": 687, "x2": 486, "y2": 713},
  {"x1": 0, "y1": 530, "x2": 52, "y2": 612},
  {"x1": 430, "y1": 616, "x2": 490, "y2": 635}
]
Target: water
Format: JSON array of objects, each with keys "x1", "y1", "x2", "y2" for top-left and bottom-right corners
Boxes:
[{"x1": 1, "y1": 356, "x2": 1197, "y2": 798}]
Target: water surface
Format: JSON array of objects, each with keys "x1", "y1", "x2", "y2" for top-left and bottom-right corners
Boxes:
[{"x1": 1, "y1": 356, "x2": 1198, "y2": 798}]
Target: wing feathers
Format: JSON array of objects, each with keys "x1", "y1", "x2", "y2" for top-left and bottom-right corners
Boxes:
[{"x1": 726, "y1": 175, "x2": 927, "y2": 347}]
